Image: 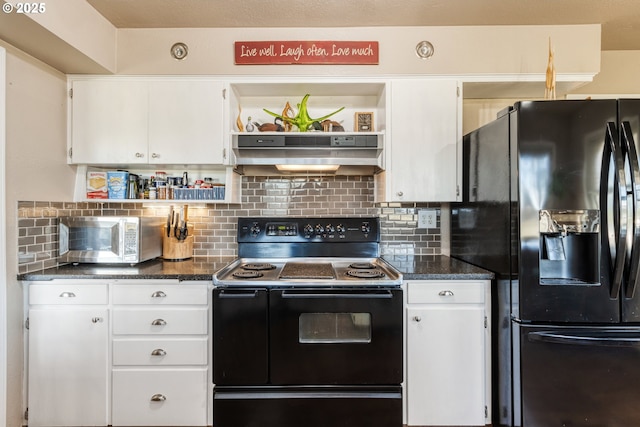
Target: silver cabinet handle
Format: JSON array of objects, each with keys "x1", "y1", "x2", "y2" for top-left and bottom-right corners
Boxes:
[
  {"x1": 151, "y1": 319, "x2": 167, "y2": 326},
  {"x1": 135, "y1": 152, "x2": 144, "y2": 158},
  {"x1": 151, "y1": 152, "x2": 160, "y2": 159},
  {"x1": 151, "y1": 291, "x2": 167, "y2": 298},
  {"x1": 59, "y1": 292, "x2": 76, "y2": 298},
  {"x1": 438, "y1": 290, "x2": 454, "y2": 297},
  {"x1": 150, "y1": 394, "x2": 166, "y2": 402},
  {"x1": 396, "y1": 191, "x2": 403, "y2": 197},
  {"x1": 413, "y1": 316, "x2": 422, "y2": 322},
  {"x1": 151, "y1": 349, "x2": 167, "y2": 356},
  {"x1": 91, "y1": 317, "x2": 103, "y2": 323}
]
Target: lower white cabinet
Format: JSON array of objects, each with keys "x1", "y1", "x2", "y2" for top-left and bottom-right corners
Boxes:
[
  {"x1": 405, "y1": 280, "x2": 490, "y2": 426},
  {"x1": 111, "y1": 281, "x2": 210, "y2": 426},
  {"x1": 27, "y1": 281, "x2": 109, "y2": 427},
  {"x1": 26, "y1": 279, "x2": 211, "y2": 427},
  {"x1": 112, "y1": 368, "x2": 208, "y2": 426}
]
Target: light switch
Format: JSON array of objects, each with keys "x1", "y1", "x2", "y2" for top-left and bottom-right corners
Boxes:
[{"x1": 418, "y1": 209, "x2": 437, "y2": 229}]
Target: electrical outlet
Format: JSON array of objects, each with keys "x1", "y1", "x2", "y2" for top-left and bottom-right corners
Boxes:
[{"x1": 418, "y1": 209, "x2": 437, "y2": 229}]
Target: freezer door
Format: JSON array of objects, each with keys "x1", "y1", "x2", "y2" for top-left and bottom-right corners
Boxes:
[
  {"x1": 518, "y1": 324, "x2": 640, "y2": 427},
  {"x1": 619, "y1": 99, "x2": 640, "y2": 321},
  {"x1": 516, "y1": 100, "x2": 621, "y2": 323}
]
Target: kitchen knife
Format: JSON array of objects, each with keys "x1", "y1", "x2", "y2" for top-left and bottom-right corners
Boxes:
[{"x1": 167, "y1": 206, "x2": 173, "y2": 237}]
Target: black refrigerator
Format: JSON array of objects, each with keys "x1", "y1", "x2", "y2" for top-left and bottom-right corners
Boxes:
[{"x1": 451, "y1": 99, "x2": 640, "y2": 427}]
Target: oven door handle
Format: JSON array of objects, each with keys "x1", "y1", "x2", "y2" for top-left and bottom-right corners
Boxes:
[
  {"x1": 216, "y1": 289, "x2": 259, "y2": 298},
  {"x1": 280, "y1": 290, "x2": 394, "y2": 299}
]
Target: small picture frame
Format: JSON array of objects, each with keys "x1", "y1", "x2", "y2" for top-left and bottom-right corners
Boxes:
[{"x1": 355, "y1": 112, "x2": 374, "y2": 132}]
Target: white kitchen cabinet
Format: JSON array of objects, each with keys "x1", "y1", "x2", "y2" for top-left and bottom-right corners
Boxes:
[
  {"x1": 68, "y1": 77, "x2": 228, "y2": 165},
  {"x1": 26, "y1": 280, "x2": 211, "y2": 427},
  {"x1": 70, "y1": 79, "x2": 148, "y2": 164},
  {"x1": 376, "y1": 79, "x2": 461, "y2": 202},
  {"x1": 148, "y1": 80, "x2": 225, "y2": 165},
  {"x1": 112, "y1": 368, "x2": 208, "y2": 426},
  {"x1": 111, "y1": 281, "x2": 210, "y2": 426},
  {"x1": 405, "y1": 280, "x2": 490, "y2": 426},
  {"x1": 27, "y1": 282, "x2": 109, "y2": 427}
]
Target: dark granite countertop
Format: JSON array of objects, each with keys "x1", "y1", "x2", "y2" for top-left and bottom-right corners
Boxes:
[
  {"x1": 19, "y1": 255, "x2": 492, "y2": 282},
  {"x1": 18, "y1": 257, "x2": 236, "y2": 282},
  {"x1": 382, "y1": 255, "x2": 494, "y2": 281}
]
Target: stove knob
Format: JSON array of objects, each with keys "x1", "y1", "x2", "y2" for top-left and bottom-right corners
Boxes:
[
  {"x1": 325, "y1": 224, "x2": 335, "y2": 234},
  {"x1": 303, "y1": 224, "x2": 314, "y2": 238},
  {"x1": 361, "y1": 222, "x2": 371, "y2": 234},
  {"x1": 336, "y1": 224, "x2": 346, "y2": 235},
  {"x1": 250, "y1": 223, "x2": 261, "y2": 237},
  {"x1": 315, "y1": 224, "x2": 325, "y2": 235}
]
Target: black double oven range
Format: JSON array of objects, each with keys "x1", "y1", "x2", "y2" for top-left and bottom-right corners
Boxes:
[{"x1": 213, "y1": 217, "x2": 403, "y2": 427}]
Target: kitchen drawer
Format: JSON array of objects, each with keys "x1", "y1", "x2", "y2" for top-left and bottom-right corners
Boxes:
[
  {"x1": 112, "y1": 368, "x2": 207, "y2": 426},
  {"x1": 29, "y1": 283, "x2": 108, "y2": 305},
  {"x1": 113, "y1": 337, "x2": 207, "y2": 366},
  {"x1": 406, "y1": 281, "x2": 485, "y2": 304},
  {"x1": 112, "y1": 283, "x2": 208, "y2": 305},
  {"x1": 112, "y1": 307, "x2": 208, "y2": 335}
]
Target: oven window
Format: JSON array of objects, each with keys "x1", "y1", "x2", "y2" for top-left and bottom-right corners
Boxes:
[{"x1": 298, "y1": 313, "x2": 371, "y2": 343}]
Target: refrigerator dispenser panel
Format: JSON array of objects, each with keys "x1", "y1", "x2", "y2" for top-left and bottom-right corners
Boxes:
[{"x1": 539, "y1": 209, "x2": 600, "y2": 285}]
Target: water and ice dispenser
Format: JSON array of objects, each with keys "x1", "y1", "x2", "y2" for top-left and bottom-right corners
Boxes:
[{"x1": 539, "y1": 210, "x2": 600, "y2": 285}]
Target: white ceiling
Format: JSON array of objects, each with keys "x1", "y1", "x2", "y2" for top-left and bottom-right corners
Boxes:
[{"x1": 86, "y1": 0, "x2": 640, "y2": 50}]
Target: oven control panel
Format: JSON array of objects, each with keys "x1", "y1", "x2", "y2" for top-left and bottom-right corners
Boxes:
[
  {"x1": 238, "y1": 217, "x2": 380, "y2": 242},
  {"x1": 266, "y1": 223, "x2": 298, "y2": 236}
]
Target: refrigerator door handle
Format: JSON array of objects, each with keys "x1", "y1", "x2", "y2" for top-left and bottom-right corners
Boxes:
[
  {"x1": 528, "y1": 330, "x2": 640, "y2": 348},
  {"x1": 621, "y1": 121, "x2": 640, "y2": 298},
  {"x1": 603, "y1": 122, "x2": 628, "y2": 298}
]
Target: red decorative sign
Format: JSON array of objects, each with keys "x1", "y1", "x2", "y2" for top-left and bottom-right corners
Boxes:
[{"x1": 234, "y1": 41, "x2": 379, "y2": 65}]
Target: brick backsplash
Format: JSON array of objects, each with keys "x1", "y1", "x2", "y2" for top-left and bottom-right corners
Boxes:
[{"x1": 17, "y1": 176, "x2": 441, "y2": 274}]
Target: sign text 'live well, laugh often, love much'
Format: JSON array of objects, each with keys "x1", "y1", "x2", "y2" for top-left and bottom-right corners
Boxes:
[{"x1": 234, "y1": 41, "x2": 379, "y2": 65}]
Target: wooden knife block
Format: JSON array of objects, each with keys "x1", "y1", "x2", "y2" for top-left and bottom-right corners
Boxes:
[{"x1": 162, "y1": 224, "x2": 194, "y2": 261}]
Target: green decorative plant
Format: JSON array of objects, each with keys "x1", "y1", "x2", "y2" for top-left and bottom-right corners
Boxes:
[{"x1": 263, "y1": 94, "x2": 344, "y2": 132}]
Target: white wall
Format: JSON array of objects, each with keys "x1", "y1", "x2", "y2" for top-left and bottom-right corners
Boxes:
[
  {"x1": 114, "y1": 25, "x2": 599, "y2": 78},
  {"x1": 2, "y1": 41, "x2": 73, "y2": 427},
  {"x1": 0, "y1": 46, "x2": 7, "y2": 427},
  {"x1": 462, "y1": 50, "x2": 640, "y2": 133}
]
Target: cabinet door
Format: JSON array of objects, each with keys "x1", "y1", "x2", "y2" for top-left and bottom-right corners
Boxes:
[
  {"x1": 148, "y1": 80, "x2": 226, "y2": 165},
  {"x1": 406, "y1": 304, "x2": 485, "y2": 426},
  {"x1": 28, "y1": 308, "x2": 109, "y2": 427},
  {"x1": 385, "y1": 79, "x2": 460, "y2": 202},
  {"x1": 70, "y1": 79, "x2": 148, "y2": 164}
]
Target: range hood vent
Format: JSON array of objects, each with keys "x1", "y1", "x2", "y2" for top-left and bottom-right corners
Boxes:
[{"x1": 233, "y1": 134, "x2": 383, "y2": 173}]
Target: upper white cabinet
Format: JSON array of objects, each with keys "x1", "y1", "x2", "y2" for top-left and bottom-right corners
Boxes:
[
  {"x1": 376, "y1": 79, "x2": 461, "y2": 202},
  {"x1": 69, "y1": 78, "x2": 228, "y2": 165},
  {"x1": 70, "y1": 79, "x2": 148, "y2": 164},
  {"x1": 148, "y1": 80, "x2": 225, "y2": 165}
]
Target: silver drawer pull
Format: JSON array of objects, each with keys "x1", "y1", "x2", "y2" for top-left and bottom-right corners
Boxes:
[
  {"x1": 413, "y1": 316, "x2": 422, "y2": 322},
  {"x1": 150, "y1": 394, "x2": 166, "y2": 402},
  {"x1": 438, "y1": 290, "x2": 454, "y2": 297},
  {"x1": 151, "y1": 291, "x2": 167, "y2": 298},
  {"x1": 59, "y1": 292, "x2": 76, "y2": 298},
  {"x1": 151, "y1": 319, "x2": 167, "y2": 326},
  {"x1": 91, "y1": 317, "x2": 104, "y2": 323},
  {"x1": 151, "y1": 349, "x2": 167, "y2": 356}
]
